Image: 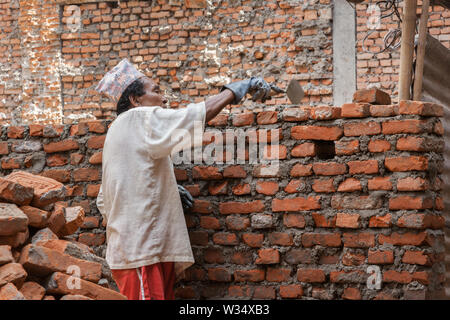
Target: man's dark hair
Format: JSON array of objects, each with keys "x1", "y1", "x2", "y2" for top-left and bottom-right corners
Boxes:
[{"x1": 116, "y1": 78, "x2": 145, "y2": 115}]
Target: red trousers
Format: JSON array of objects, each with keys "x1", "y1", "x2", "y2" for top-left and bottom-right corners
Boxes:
[{"x1": 111, "y1": 262, "x2": 175, "y2": 300}]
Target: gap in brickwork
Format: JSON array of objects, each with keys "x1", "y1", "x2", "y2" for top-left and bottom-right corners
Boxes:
[{"x1": 315, "y1": 140, "x2": 335, "y2": 160}]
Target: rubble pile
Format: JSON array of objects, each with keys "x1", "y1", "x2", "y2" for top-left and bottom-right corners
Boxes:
[{"x1": 0, "y1": 171, "x2": 126, "y2": 300}]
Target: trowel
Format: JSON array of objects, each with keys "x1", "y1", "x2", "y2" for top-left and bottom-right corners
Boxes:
[{"x1": 269, "y1": 79, "x2": 304, "y2": 104}]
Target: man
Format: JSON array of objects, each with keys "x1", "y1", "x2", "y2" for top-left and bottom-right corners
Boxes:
[{"x1": 95, "y1": 58, "x2": 275, "y2": 300}]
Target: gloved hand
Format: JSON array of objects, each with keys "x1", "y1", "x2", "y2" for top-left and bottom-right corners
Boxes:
[
  {"x1": 222, "y1": 77, "x2": 283, "y2": 104},
  {"x1": 178, "y1": 185, "x2": 194, "y2": 212}
]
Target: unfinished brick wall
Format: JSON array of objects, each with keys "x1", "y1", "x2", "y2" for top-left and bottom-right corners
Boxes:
[
  {"x1": 0, "y1": 0, "x2": 335, "y2": 124},
  {"x1": 0, "y1": 92, "x2": 446, "y2": 299},
  {"x1": 355, "y1": 1, "x2": 450, "y2": 101}
]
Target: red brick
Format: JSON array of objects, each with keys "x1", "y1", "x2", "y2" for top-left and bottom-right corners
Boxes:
[
  {"x1": 353, "y1": 88, "x2": 391, "y2": 105},
  {"x1": 0, "y1": 142, "x2": 9, "y2": 155},
  {"x1": 282, "y1": 107, "x2": 310, "y2": 121},
  {"x1": 227, "y1": 285, "x2": 251, "y2": 298},
  {"x1": 192, "y1": 166, "x2": 223, "y2": 180},
  {"x1": 313, "y1": 162, "x2": 346, "y2": 175},
  {"x1": 0, "y1": 177, "x2": 34, "y2": 207},
  {"x1": 302, "y1": 233, "x2": 341, "y2": 247},
  {"x1": 0, "y1": 262, "x2": 27, "y2": 288},
  {"x1": 348, "y1": 160, "x2": 378, "y2": 174},
  {"x1": 207, "y1": 113, "x2": 228, "y2": 126},
  {"x1": 43, "y1": 272, "x2": 127, "y2": 300},
  {"x1": 398, "y1": 100, "x2": 443, "y2": 116},
  {"x1": 342, "y1": 252, "x2": 365, "y2": 266},
  {"x1": 39, "y1": 169, "x2": 71, "y2": 183},
  {"x1": 19, "y1": 281, "x2": 46, "y2": 300},
  {"x1": 378, "y1": 232, "x2": 431, "y2": 246},
  {"x1": 219, "y1": 200, "x2": 264, "y2": 214},
  {"x1": 242, "y1": 233, "x2": 264, "y2": 248},
  {"x1": 19, "y1": 244, "x2": 101, "y2": 282},
  {"x1": 402, "y1": 250, "x2": 432, "y2": 266},
  {"x1": 369, "y1": 104, "x2": 398, "y2": 117},
  {"x1": 385, "y1": 156, "x2": 428, "y2": 172},
  {"x1": 434, "y1": 121, "x2": 443, "y2": 135},
  {"x1": 368, "y1": 177, "x2": 392, "y2": 190},
  {"x1": 191, "y1": 200, "x2": 213, "y2": 214},
  {"x1": 266, "y1": 267, "x2": 292, "y2": 282},
  {"x1": 232, "y1": 183, "x2": 251, "y2": 195},
  {"x1": 256, "y1": 111, "x2": 278, "y2": 124},
  {"x1": 81, "y1": 216, "x2": 100, "y2": 229},
  {"x1": 231, "y1": 251, "x2": 252, "y2": 265},
  {"x1": 336, "y1": 213, "x2": 360, "y2": 228},
  {"x1": 335, "y1": 140, "x2": 359, "y2": 155},
  {"x1": 368, "y1": 250, "x2": 394, "y2": 264},
  {"x1": 0, "y1": 283, "x2": 25, "y2": 300},
  {"x1": 397, "y1": 177, "x2": 429, "y2": 191},
  {"x1": 312, "y1": 179, "x2": 335, "y2": 193},
  {"x1": 87, "y1": 121, "x2": 106, "y2": 133},
  {"x1": 284, "y1": 179, "x2": 305, "y2": 193},
  {"x1": 89, "y1": 152, "x2": 102, "y2": 164},
  {"x1": 396, "y1": 136, "x2": 430, "y2": 151},
  {"x1": 253, "y1": 286, "x2": 276, "y2": 299},
  {"x1": 232, "y1": 112, "x2": 254, "y2": 126},
  {"x1": 382, "y1": 120, "x2": 429, "y2": 134},
  {"x1": 7, "y1": 126, "x2": 25, "y2": 139},
  {"x1": 342, "y1": 287, "x2": 361, "y2": 300},
  {"x1": 283, "y1": 213, "x2": 306, "y2": 228},
  {"x1": 383, "y1": 270, "x2": 412, "y2": 284},
  {"x1": 19, "y1": 206, "x2": 50, "y2": 229},
  {"x1": 279, "y1": 284, "x2": 303, "y2": 298},
  {"x1": 189, "y1": 231, "x2": 208, "y2": 246},
  {"x1": 290, "y1": 163, "x2": 313, "y2": 177},
  {"x1": 291, "y1": 143, "x2": 316, "y2": 157},
  {"x1": 291, "y1": 125, "x2": 343, "y2": 140},
  {"x1": 311, "y1": 212, "x2": 336, "y2": 228},
  {"x1": 225, "y1": 215, "x2": 250, "y2": 231},
  {"x1": 0, "y1": 245, "x2": 14, "y2": 266},
  {"x1": 342, "y1": 232, "x2": 375, "y2": 248},
  {"x1": 43, "y1": 139, "x2": 79, "y2": 153},
  {"x1": 1, "y1": 158, "x2": 21, "y2": 169},
  {"x1": 208, "y1": 268, "x2": 231, "y2": 282},
  {"x1": 234, "y1": 269, "x2": 265, "y2": 282},
  {"x1": 285, "y1": 249, "x2": 313, "y2": 264},
  {"x1": 213, "y1": 232, "x2": 239, "y2": 245},
  {"x1": 310, "y1": 106, "x2": 341, "y2": 120},
  {"x1": 70, "y1": 123, "x2": 89, "y2": 136},
  {"x1": 297, "y1": 269, "x2": 325, "y2": 283},
  {"x1": 397, "y1": 213, "x2": 444, "y2": 229},
  {"x1": 70, "y1": 153, "x2": 84, "y2": 165},
  {"x1": 78, "y1": 233, "x2": 105, "y2": 246},
  {"x1": 73, "y1": 168, "x2": 100, "y2": 182},
  {"x1": 256, "y1": 181, "x2": 279, "y2": 195},
  {"x1": 272, "y1": 196, "x2": 320, "y2": 212},
  {"x1": 87, "y1": 135, "x2": 106, "y2": 149},
  {"x1": 389, "y1": 196, "x2": 433, "y2": 210},
  {"x1": 263, "y1": 145, "x2": 287, "y2": 160},
  {"x1": 255, "y1": 248, "x2": 279, "y2": 264},
  {"x1": 344, "y1": 121, "x2": 381, "y2": 136},
  {"x1": 341, "y1": 103, "x2": 370, "y2": 118},
  {"x1": 268, "y1": 232, "x2": 293, "y2": 246},
  {"x1": 337, "y1": 178, "x2": 362, "y2": 192},
  {"x1": 368, "y1": 139, "x2": 391, "y2": 152},
  {"x1": 369, "y1": 214, "x2": 392, "y2": 228},
  {"x1": 29, "y1": 124, "x2": 44, "y2": 137},
  {"x1": 223, "y1": 165, "x2": 246, "y2": 178}
]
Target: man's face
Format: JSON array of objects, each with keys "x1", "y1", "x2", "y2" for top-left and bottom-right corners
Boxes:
[{"x1": 135, "y1": 77, "x2": 168, "y2": 108}]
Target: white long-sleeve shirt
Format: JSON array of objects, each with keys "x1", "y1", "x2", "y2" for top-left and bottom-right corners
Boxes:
[{"x1": 96, "y1": 102, "x2": 206, "y2": 277}]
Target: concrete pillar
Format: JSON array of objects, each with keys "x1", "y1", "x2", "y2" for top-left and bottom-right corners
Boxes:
[{"x1": 332, "y1": 0, "x2": 356, "y2": 106}]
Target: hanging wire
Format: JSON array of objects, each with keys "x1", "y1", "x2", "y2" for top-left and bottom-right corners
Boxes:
[{"x1": 362, "y1": 0, "x2": 404, "y2": 54}]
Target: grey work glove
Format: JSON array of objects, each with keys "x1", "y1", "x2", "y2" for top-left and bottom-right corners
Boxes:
[
  {"x1": 221, "y1": 77, "x2": 283, "y2": 104},
  {"x1": 178, "y1": 185, "x2": 194, "y2": 212}
]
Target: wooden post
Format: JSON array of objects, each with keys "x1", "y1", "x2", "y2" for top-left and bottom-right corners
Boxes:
[
  {"x1": 413, "y1": 0, "x2": 430, "y2": 101},
  {"x1": 398, "y1": 0, "x2": 418, "y2": 101}
]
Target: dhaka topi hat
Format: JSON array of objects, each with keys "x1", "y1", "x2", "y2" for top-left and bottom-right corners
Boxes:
[{"x1": 95, "y1": 58, "x2": 146, "y2": 104}]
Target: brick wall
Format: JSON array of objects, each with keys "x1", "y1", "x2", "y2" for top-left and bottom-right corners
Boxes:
[
  {"x1": 0, "y1": 93, "x2": 446, "y2": 299},
  {"x1": 355, "y1": 1, "x2": 450, "y2": 101}
]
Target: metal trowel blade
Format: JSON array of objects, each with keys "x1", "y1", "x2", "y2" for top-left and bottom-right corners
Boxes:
[{"x1": 286, "y1": 80, "x2": 304, "y2": 105}]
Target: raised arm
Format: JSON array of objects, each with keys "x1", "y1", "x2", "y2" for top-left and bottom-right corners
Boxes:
[{"x1": 204, "y1": 89, "x2": 234, "y2": 123}]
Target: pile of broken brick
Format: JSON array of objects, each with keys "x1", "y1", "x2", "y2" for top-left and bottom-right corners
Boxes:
[{"x1": 0, "y1": 171, "x2": 126, "y2": 300}]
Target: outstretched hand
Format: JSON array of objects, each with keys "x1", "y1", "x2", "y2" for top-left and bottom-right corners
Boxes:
[{"x1": 178, "y1": 185, "x2": 194, "y2": 212}]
